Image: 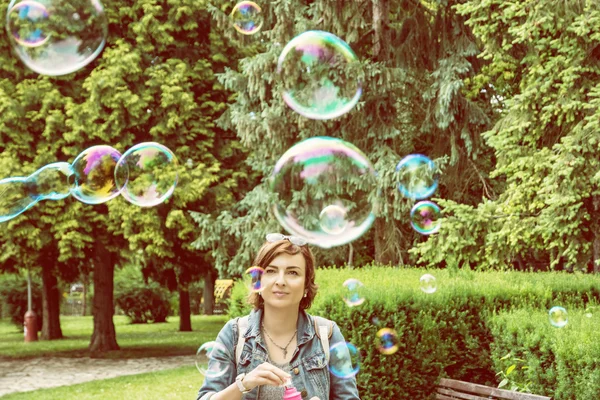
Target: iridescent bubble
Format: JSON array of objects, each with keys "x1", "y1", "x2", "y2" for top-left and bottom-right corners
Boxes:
[
  {"x1": 7, "y1": 1, "x2": 50, "y2": 48},
  {"x1": 329, "y1": 342, "x2": 360, "y2": 379},
  {"x1": 376, "y1": 328, "x2": 399, "y2": 355},
  {"x1": 419, "y1": 274, "x2": 437, "y2": 294},
  {"x1": 319, "y1": 204, "x2": 348, "y2": 235},
  {"x1": 396, "y1": 154, "x2": 438, "y2": 199},
  {"x1": 342, "y1": 278, "x2": 365, "y2": 307},
  {"x1": 410, "y1": 201, "x2": 441, "y2": 235},
  {"x1": 245, "y1": 266, "x2": 264, "y2": 293},
  {"x1": 0, "y1": 162, "x2": 73, "y2": 222},
  {"x1": 230, "y1": 1, "x2": 263, "y2": 35},
  {"x1": 271, "y1": 137, "x2": 377, "y2": 248},
  {"x1": 277, "y1": 30, "x2": 362, "y2": 120},
  {"x1": 195, "y1": 341, "x2": 230, "y2": 378},
  {"x1": 549, "y1": 306, "x2": 568, "y2": 328},
  {"x1": 6, "y1": 0, "x2": 108, "y2": 76},
  {"x1": 114, "y1": 142, "x2": 179, "y2": 207},
  {"x1": 70, "y1": 145, "x2": 122, "y2": 204}
]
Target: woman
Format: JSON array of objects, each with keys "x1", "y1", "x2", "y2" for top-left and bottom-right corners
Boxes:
[{"x1": 197, "y1": 233, "x2": 360, "y2": 400}]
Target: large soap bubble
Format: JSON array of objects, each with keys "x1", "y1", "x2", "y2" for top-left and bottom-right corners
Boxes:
[
  {"x1": 70, "y1": 145, "x2": 122, "y2": 204},
  {"x1": 277, "y1": 30, "x2": 362, "y2": 120},
  {"x1": 6, "y1": 0, "x2": 108, "y2": 76},
  {"x1": 114, "y1": 142, "x2": 179, "y2": 207},
  {"x1": 271, "y1": 137, "x2": 377, "y2": 248}
]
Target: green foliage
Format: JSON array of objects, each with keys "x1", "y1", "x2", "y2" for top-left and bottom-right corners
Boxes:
[
  {"x1": 228, "y1": 266, "x2": 600, "y2": 399},
  {"x1": 414, "y1": 0, "x2": 600, "y2": 270},
  {"x1": 115, "y1": 286, "x2": 171, "y2": 324},
  {"x1": 193, "y1": 0, "x2": 495, "y2": 274},
  {"x1": 0, "y1": 274, "x2": 43, "y2": 331},
  {"x1": 489, "y1": 307, "x2": 600, "y2": 399}
]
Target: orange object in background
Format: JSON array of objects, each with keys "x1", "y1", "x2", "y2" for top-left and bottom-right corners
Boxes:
[{"x1": 24, "y1": 310, "x2": 38, "y2": 342}]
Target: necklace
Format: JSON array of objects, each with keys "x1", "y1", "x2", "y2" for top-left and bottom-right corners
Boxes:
[{"x1": 262, "y1": 323, "x2": 297, "y2": 359}]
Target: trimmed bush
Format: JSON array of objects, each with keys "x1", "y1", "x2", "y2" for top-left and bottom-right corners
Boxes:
[
  {"x1": 228, "y1": 266, "x2": 600, "y2": 400},
  {"x1": 0, "y1": 276, "x2": 44, "y2": 331},
  {"x1": 115, "y1": 287, "x2": 171, "y2": 324},
  {"x1": 489, "y1": 307, "x2": 600, "y2": 399}
]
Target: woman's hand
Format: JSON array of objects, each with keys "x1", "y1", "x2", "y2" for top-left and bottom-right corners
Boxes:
[{"x1": 241, "y1": 362, "x2": 292, "y2": 390}]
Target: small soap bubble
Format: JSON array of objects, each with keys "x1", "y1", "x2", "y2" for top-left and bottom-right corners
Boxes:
[
  {"x1": 277, "y1": 31, "x2": 362, "y2": 120},
  {"x1": 271, "y1": 137, "x2": 377, "y2": 248},
  {"x1": 420, "y1": 274, "x2": 437, "y2": 294},
  {"x1": 245, "y1": 266, "x2": 264, "y2": 292},
  {"x1": 195, "y1": 341, "x2": 230, "y2": 378},
  {"x1": 230, "y1": 1, "x2": 263, "y2": 35},
  {"x1": 410, "y1": 201, "x2": 441, "y2": 235},
  {"x1": 376, "y1": 328, "x2": 399, "y2": 355},
  {"x1": 549, "y1": 306, "x2": 568, "y2": 328},
  {"x1": 342, "y1": 278, "x2": 365, "y2": 307},
  {"x1": 396, "y1": 154, "x2": 438, "y2": 199},
  {"x1": 319, "y1": 204, "x2": 348, "y2": 235},
  {"x1": 114, "y1": 142, "x2": 179, "y2": 207},
  {"x1": 70, "y1": 145, "x2": 122, "y2": 204},
  {"x1": 370, "y1": 316, "x2": 381, "y2": 326},
  {"x1": 6, "y1": 0, "x2": 108, "y2": 76},
  {"x1": 329, "y1": 342, "x2": 360, "y2": 379}
]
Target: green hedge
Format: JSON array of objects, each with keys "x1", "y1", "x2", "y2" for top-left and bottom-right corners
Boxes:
[
  {"x1": 227, "y1": 266, "x2": 600, "y2": 399},
  {"x1": 0, "y1": 276, "x2": 44, "y2": 331},
  {"x1": 115, "y1": 286, "x2": 171, "y2": 324},
  {"x1": 489, "y1": 307, "x2": 600, "y2": 399}
]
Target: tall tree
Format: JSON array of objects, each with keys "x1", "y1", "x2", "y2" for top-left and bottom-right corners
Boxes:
[
  {"x1": 412, "y1": 0, "x2": 600, "y2": 272},
  {"x1": 193, "y1": 0, "x2": 494, "y2": 273}
]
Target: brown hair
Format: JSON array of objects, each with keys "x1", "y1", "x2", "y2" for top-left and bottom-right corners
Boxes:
[{"x1": 247, "y1": 240, "x2": 318, "y2": 310}]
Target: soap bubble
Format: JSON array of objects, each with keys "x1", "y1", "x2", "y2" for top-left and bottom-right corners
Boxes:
[
  {"x1": 271, "y1": 137, "x2": 377, "y2": 248},
  {"x1": 376, "y1": 328, "x2": 399, "y2": 355},
  {"x1": 410, "y1": 201, "x2": 441, "y2": 235},
  {"x1": 277, "y1": 30, "x2": 361, "y2": 120},
  {"x1": 70, "y1": 145, "x2": 122, "y2": 204},
  {"x1": 0, "y1": 162, "x2": 73, "y2": 222},
  {"x1": 329, "y1": 342, "x2": 360, "y2": 379},
  {"x1": 6, "y1": 0, "x2": 108, "y2": 76},
  {"x1": 419, "y1": 274, "x2": 437, "y2": 294},
  {"x1": 245, "y1": 266, "x2": 264, "y2": 292},
  {"x1": 230, "y1": 1, "x2": 263, "y2": 35},
  {"x1": 319, "y1": 204, "x2": 348, "y2": 235},
  {"x1": 342, "y1": 278, "x2": 365, "y2": 307},
  {"x1": 195, "y1": 341, "x2": 230, "y2": 378},
  {"x1": 114, "y1": 142, "x2": 179, "y2": 207},
  {"x1": 396, "y1": 154, "x2": 438, "y2": 199},
  {"x1": 549, "y1": 306, "x2": 568, "y2": 328}
]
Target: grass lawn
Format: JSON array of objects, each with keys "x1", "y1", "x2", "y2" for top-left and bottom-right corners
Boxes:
[
  {"x1": 0, "y1": 314, "x2": 227, "y2": 359},
  {"x1": 0, "y1": 365, "x2": 203, "y2": 400}
]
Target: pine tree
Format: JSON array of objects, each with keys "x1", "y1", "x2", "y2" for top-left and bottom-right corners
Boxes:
[
  {"x1": 193, "y1": 0, "x2": 494, "y2": 274},
  {"x1": 412, "y1": 0, "x2": 600, "y2": 272}
]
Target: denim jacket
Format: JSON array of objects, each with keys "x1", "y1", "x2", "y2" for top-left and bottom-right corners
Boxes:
[{"x1": 196, "y1": 308, "x2": 360, "y2": 400}]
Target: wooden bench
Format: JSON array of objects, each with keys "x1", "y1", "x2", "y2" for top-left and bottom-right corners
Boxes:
[{"x1": 436, "y1": 378, "x2": 551, "y2": 400}]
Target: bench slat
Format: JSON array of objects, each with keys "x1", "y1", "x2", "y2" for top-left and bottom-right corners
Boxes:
[
  {"x1": 438, "y1": 379, "x2": 551, "y2": 400},
  {"x1": 436, "y1": 387, "x2": 492, "y2": 400}
]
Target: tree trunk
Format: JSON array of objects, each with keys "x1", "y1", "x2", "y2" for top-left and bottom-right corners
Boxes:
[
  {"x1": 40, "y1": 265, "x2": 63, "y2": 340},
  {"x1": 374, "y1": 218, "x2": 396, "y2": 265},
  {"x1": 594, "y1": 195, "x2": 600, "y2": 273},
  {"x1": 89, "y1": 243, "x2": 119, "y2": 355},
  {"x1": 82, "y1": 273, "x2": 88, "y2": 317},
  {"x1": 347, "y1": 243, "x2": 354, "y2": 268},
  {"x1": 373, "y1": 0, "x2": 390, "y2": 61},
  {"x1": 203, "y1": 269, "x2": 216, "y2": 316},
  {"x1": 179, "y1": 285, "x2": 192, "y2": 332}
]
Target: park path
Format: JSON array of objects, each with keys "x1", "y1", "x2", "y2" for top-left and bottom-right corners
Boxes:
[{"x1": 0, "y1": 355, "x2": 193, "y2": 398}]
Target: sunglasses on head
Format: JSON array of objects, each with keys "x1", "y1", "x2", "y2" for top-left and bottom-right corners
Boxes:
[{"x1": 265, "y1": 233, "x2": 307, "y2": 246}]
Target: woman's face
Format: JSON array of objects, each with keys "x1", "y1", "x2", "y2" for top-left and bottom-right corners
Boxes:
[{"x1": 260, "y1": 252, "x2": 307, "y2": 310}]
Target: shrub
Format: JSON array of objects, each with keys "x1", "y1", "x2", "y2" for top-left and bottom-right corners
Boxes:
[
  {"x1": 115, "y1": 286, "x2": 171, "y2": 324},
  {"x1": 227, "y1": 266, "x2": 600, "y2": 400},
  {"x1": 0, "y1": 275, "x2": 44, "y2": 331},
  {"x1": 489, "y1": 307, "x2": 600, "y2": 400}
]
